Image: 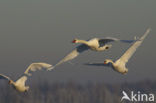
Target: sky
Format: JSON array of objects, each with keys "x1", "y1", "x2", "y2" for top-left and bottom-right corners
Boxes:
[{"x1": 0, "y1": 0, "x2": 155, "y2": 84}]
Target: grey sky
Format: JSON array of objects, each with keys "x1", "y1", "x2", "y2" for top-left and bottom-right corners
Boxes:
[{"x1": 0, "y1": 0, "x2": 155, "y2": 84}]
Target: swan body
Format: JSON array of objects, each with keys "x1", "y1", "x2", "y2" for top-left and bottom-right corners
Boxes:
[
  {"x1": 0, "y1": 74, "x2": 29, "y2": 92},
  {"x1": 54, "y1": 37, "x2": 135, "y2": 67},
  {"x1": 0, "y1": 62, "x2": 53, "y2": 92},
  {"x1": 10, "y1": 76, "x2": 29, "y2": 92},
  {"x1": 72, "y1": 38, "x2": 116, "y2": 51},
  {"x1": 103, "y1": 28, "x2": 151, "y2": 74},
  {"x1": 104, "y1": 59, "x2": 128, "y2": 74}
]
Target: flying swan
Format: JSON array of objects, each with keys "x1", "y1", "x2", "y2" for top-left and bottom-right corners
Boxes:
[
  {"x1": 85, "y1": 28, "x2": 151, "y2": 74},
  {"x1": 53, "y1": 37, "x2": 135, "y2": 67},
  {"x1": 0, "y1": 62, "x2": 53, "y2": 92}
]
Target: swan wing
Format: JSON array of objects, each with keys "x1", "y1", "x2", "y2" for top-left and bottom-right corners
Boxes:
[
  {"x1": 55, "y1": 44, "x2": 89, "y2": 67},
  {"x1": 98, "y1": 37, "x2": 134, "y2": 47},
  {"x1": 84, "y1": 62, "x2": 110, "y2": 67},
  {"x1": 98, "y1": 37, "x2": 118, "y2": 47},
  {"x1": 0, "y1": 74, "x2": 11, "y2": 81},
  {"x1": 24, "y1": 62, "x2": 53, "y2": 76},
  {"x1": 15, "y1": 76, "x2": 27, "y2": 87},
  {"x1": 118, "y1": 28, "x2": 151, "y2": 64}
]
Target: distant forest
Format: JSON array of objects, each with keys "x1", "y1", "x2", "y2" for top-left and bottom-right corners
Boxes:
[{"x1": 0, "y1": 80, "x2": 156, "y2": 103}]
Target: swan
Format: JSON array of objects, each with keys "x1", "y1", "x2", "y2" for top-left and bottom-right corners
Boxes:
[
  {"x1": 0, "y1": 62, "x2": 53, "y2": 92},
  {"x1": 85, "y1": 28, "x2": 151, "y2": 74},
  {"x1": 54, "y1": 37, "x2": 135, "y2": 67},
  {"x1": 72, "y1": 37, "x2": 134, "y2": 51}
]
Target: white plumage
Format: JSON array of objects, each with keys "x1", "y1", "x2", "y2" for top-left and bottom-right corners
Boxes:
[
  {"x1": 0, "y1": 74, "x2": 29, "y2": 92},
  {"x1": 24, "y1": 62, "x2": 53, "y2": 76},
  {"x1": 0, "y1": 62, "x2": 53, "y2": 92}
]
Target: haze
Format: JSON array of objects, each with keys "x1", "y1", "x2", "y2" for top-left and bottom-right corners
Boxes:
[{"x1": 0, "y1": 0, "x2": 155, "y2": 84}]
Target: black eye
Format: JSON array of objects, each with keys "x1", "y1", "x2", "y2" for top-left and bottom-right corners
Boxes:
[{"x1": 105, "y1": 47, "x2": 109, "y2": 49}]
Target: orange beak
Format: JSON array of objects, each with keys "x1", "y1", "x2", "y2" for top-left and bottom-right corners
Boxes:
[
  {"x1": 8, "y1": 80, "x2": 11, "y2": 84},
  {"x1": 104, "y1": 61, "x2": 107, "y2": 64},
  {"x1": 72, "y1": 40, "x2": 76, "y2": 43}
]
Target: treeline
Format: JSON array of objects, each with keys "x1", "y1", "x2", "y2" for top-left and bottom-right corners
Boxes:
[{"x1": 0, "y1": 80, "x2": 156, "y2": 103}]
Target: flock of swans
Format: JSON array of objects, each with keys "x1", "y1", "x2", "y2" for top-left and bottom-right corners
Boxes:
[{"x1": 0, "y1": 28, "x2": 151, "y2": 92}]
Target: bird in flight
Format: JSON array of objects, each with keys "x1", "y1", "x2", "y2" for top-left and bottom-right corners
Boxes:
[
  {"x1": 85, "y1": 28, "x2": 151, "y2": 74},
  {"x1": 0, "y1": 62, "x2": 53, "y2": 92}
]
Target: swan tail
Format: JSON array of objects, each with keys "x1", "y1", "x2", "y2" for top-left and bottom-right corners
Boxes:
[{"x1": 47, "y1": 66, "x2": 55, "y2": 71}]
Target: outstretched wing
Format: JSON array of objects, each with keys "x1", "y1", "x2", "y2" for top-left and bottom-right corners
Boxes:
[
  {"x1": 99, "y1": 37, "x2": 134, "y2": 47},
  {"x1": 0, "y1": 74, "x2": 11, "y2": 81},
  {"x1": 24, "y1": 63, "x2": 53, "y2": 76},
  {"x1": 117, "y1": 28, "x2": 151, "y2": 63},
  {"x1": 55, "y1": 44, "x2": 89, "y2": 67},
  {"x1": 98, "y1": 37, "x2": 118, "y2": 47},
  {"x1": 15, "y1": 76, "x2": 27, "y2": 87},
  {"x1": 84, "y1": 62, "x2": 110, "y2": 67}
]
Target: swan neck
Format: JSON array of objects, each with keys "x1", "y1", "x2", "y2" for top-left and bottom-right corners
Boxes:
[
  {"x1": 12, "y1": 81, "x2": 16, "y2": 85},
  {"x1": 9, "y1": 80, "x2": 16, "y2": 85},
  {"x1": 77, "y1": 40, "x2": 88, "y2": 45},
  {"x1": 109, "y1": 60, "x2": 114, "y2": 64}
]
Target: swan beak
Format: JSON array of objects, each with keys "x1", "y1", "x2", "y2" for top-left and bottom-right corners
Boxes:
[
  {"x1": 72, "y1": 40, "x2": 76, "y2": 43},
  {"x1": 104, "y1": 61, "x2": 107, "y2": 64},
  {"x1": 8, "y1": 80, "x2": 11, "y2": 84}
]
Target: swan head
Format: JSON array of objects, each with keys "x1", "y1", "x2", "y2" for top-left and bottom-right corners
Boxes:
[
  {"x1": 8, "y1": 80, "x2": 14, "y2": 85},
  {"x1": 104, "y1": 59, "x2": 113, "y2": 64},
  {"x1": 72, "y1": 39, "x2": 78, "y2": 43}
]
